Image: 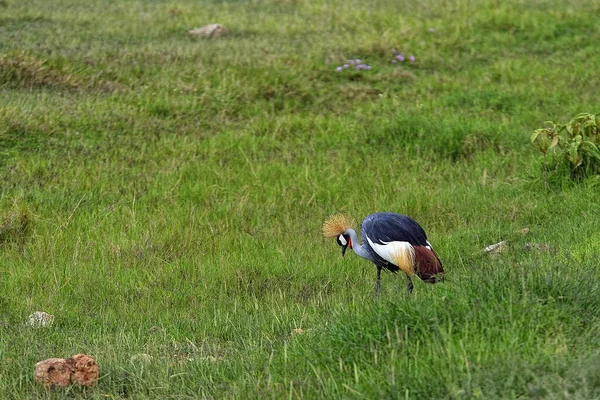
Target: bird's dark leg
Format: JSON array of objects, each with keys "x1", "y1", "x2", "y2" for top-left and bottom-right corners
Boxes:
[
  {"x1": 375, "y1": 266, "x2": 382, "y2": 297},
  {"x1": 406, "y1": 274, "x2": 414, "y2": 295}
]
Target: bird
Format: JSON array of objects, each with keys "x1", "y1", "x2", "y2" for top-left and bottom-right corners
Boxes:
[{"x1": 322, "y1": 212, "x2": 444, "y2": 295}]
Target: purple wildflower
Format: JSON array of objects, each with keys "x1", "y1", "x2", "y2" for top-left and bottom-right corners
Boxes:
[
  {"x1": 409, "y1": 55, "x2": 416, "y2": 62},
  {"x1": 354, "y1": 63, "x2": 372, "y2": 71},
  {"x1": 428, "y1": 27, "x2": 435, "y2": 32},
  {"x1": 343, "y1": 64, "x2": 349, "y2": 69},
  {"x1": 336, "y1": 66, "x2": 343, "y2": 72},
  {"x1": 396, "y1": 54, "x2": 405, "y2": 61},
  {"x1": 391, "y1": 59, "x2": 397, "y2": 64}
]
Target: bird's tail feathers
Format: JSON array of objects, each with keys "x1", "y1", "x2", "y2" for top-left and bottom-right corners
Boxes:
[
  {"x1": 413, "y1": 246, "x2": 444, "y2": 283},
  {"x1": 322, "y1": 214, "x2": 355, "y2": 238}
]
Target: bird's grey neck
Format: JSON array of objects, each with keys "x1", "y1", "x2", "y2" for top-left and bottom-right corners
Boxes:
[{"x1": 345, "y1": 229, "x2": 374, "y2": 261}]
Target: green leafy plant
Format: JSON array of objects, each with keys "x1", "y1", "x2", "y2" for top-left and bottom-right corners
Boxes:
[{"x1": 531, "y1": 113, "x2": 600, "y2": 179}]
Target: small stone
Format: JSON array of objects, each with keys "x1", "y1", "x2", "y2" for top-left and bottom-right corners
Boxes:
[
  {"x1": 524, "y1": 243, "x2": 551, "y2": 252},
  {"x1": 483, "y1": 241, "x2": 506, "y2": 254},
  {"x1": 26, "y1": 311, "x2": 54, "y2": 328},
  {"x1": 149, "y1": 325, "x2": 165, "y2": 333},
  {"x1": 34, "y1": 354, "x2": 99, "y2": 388},
  {"x1": 130, "y1": 353, "x2": 153, "y2": 364},
  {"x1": 187, "y1": 24, "x2": 228, "y2": 38}
]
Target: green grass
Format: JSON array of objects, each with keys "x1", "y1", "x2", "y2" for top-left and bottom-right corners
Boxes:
[{"x1": 1, "y1": 0, "x2": 600, "y2": 398}]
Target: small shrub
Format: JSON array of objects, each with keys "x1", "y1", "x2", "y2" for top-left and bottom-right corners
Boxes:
[
  {"x1": 0, "y1": 208, "x2": 32, "y2": 248},
  {"x1": 0, "y1": 54, "x2": 80, "y2": 90},
  {"x1": 531, "y1": 113, "x2": 600, "y2": 179}
]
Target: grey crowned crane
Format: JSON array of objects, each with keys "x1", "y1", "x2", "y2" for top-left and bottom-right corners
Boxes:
[{"x1": 323, "y1": 212, "x2": 444, "y2": 295}]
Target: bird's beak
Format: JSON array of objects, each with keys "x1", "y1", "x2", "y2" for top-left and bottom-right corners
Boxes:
[{"x1": 341, "y1": 245, "x2": 348, "y2": 257}]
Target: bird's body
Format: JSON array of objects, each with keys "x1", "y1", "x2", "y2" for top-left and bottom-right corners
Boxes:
[{"x1": 323, "y1": 212, "x2": 444, "y2": 294}]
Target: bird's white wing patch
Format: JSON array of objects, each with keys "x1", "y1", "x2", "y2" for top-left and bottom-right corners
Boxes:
[
  {"x1": 338, "y1": 235, "x2": 347, "y2": 245},
  {"x1": 366, "y1": 236, "x2": 415, "y2": 267}
]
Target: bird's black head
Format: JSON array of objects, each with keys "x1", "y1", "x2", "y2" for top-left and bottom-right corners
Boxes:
[{"x1": 336, "y1": 234, "x2": 352, "y2": 256}]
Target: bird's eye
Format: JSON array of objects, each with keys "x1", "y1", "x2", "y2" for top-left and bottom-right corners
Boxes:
[{"x1": 338, "y1": 235, "x2": 347, "y2": 246}]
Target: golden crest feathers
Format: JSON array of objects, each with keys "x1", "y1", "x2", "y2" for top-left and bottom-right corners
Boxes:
[{"x1": 322, "y1": 213, "x2": 355, "y2": 238}]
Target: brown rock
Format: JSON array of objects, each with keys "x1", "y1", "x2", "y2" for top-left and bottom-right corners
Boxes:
[
  {"x1": 34, "y1": 358, "x2": 71, "y2": 388},
  {"x1": 34, "y1": 354, "x2": 99, "y2": 388},
  {"x1": 70, "y1": 354, "x2": 100, "y2": 386}
]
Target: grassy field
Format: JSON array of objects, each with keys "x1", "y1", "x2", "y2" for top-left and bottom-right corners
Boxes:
[{"x1": 1, "y1": 0, "x2": 600, "y2": 398}]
